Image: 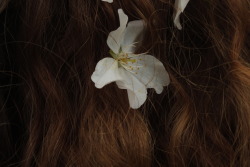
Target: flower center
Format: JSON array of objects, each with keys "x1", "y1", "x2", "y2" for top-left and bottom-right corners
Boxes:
[
  {"x1": 117, "y1": 52, "x2": 136, "y2": 64},
  {"x1": 109, "y1": 50, "x2": 136, "y2": 66},
  {"x1": 109, "y1": 50, "x2": 143, "y2": 74}
]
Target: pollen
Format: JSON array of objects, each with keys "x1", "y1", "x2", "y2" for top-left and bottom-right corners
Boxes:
[{"x1": 117, "y1": 52, "x2": 137, "y2": 64}]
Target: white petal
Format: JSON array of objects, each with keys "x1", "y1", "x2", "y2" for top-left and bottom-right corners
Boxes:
[
  {"x1": 121, "y1": 20, "x2": 145, "y2": 53},
  {"x1": 118, "y1": 9, "x2": 128, "y2": 27},
  {"x1": 127, "y1": 89, "x2": 146, "y2": 109},
  {"x1": 116, "y1": 69, "x2": 147, "y2": 109},
  {"x1": 101, "y1": 0, "x2": 113, "y2": 3},
  {"x1": 173, "y1": 0, "x2": 190, "y2": 30},
  {"x1": 107, "y1": 9, "x2": 128, "y2": 54},
  {"x1": 123, "y1": 54, "x2": 170, "y2": 94},
  {"x1": 91, "y1": 58, "x2": 123, "y2": 88}
]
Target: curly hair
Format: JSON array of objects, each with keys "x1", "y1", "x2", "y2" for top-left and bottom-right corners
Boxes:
[{"x1": 0, "y1": 0, "x2": 250, "y2": 166}]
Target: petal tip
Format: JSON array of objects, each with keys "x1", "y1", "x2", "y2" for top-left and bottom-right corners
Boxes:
[{"x1": 101, "y1": 0, "x2": 113, "y2": 3}]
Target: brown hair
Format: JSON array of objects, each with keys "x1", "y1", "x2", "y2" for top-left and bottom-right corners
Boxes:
[
  {"x1": 0, "y1": 0, "x2": 9, "y2": 13},
  {"x1": 0, "y1": 0, "x2": 250, "y2": 166}
]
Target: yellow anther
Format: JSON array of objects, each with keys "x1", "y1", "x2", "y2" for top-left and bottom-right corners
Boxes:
[{"x1": 118, "y1": 57, "x2": 136, "y2": 64}]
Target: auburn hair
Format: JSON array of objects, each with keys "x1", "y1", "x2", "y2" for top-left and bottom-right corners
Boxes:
[{"x1": 0, "y1": 0, "x2": 250, "y2": 166}]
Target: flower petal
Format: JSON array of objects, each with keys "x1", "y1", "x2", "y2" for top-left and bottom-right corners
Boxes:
[
  {"x1": 123, "y1": 54, "x2": 170, "y2": 94},
  {"x1": 101, "y1": 0, "x2": 113, "y2": 3},
  {"x1": 116, "y1": 69, "x2": 147, "y2": 109},
  {"x1": 121, "y1": 20, "x2": 145, "y2": 53},
  {"x1": 91, "y1": 58, "x2": 122, "y2": 88},
  {"x1": 173, "y1": 0, "x2": 190, "y2": 30},
  {"x1": 127, "y1": 89, "x2": 146, "y2": 109},
  {"x1": 118, "y1": 9, "x2": 128, "y2": 27},
  {"x1": 107, "y1": 9, "x2": 128, "y2": 54}
]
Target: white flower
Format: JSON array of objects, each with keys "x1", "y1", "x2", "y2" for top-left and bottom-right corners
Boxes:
[
  {"x1": 91, "y1": 9, "x2": 170, "y2": 109},
  {"x1": 101, "y1": 0, "x2": 113, "y2": 3},
  {"x1": 173, "y1": 0, "x2": 190, "y2": 30}
]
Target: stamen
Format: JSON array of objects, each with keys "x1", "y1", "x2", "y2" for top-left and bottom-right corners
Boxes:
[{"x1": 111, "y1": 50, "x2": 147, "y2": 73}]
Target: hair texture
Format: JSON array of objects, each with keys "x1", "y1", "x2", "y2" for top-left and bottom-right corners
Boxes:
[
  {"x1": 0, "y1": 0, "x2": 9, "y2": 13},
  {"x1": 0, "y1": 0, "x2": 250, "y2": 166}
]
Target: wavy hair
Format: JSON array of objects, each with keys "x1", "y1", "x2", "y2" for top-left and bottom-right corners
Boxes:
[{"x1": 0, "y1": 0, "x2": 250, "y2": 166}]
